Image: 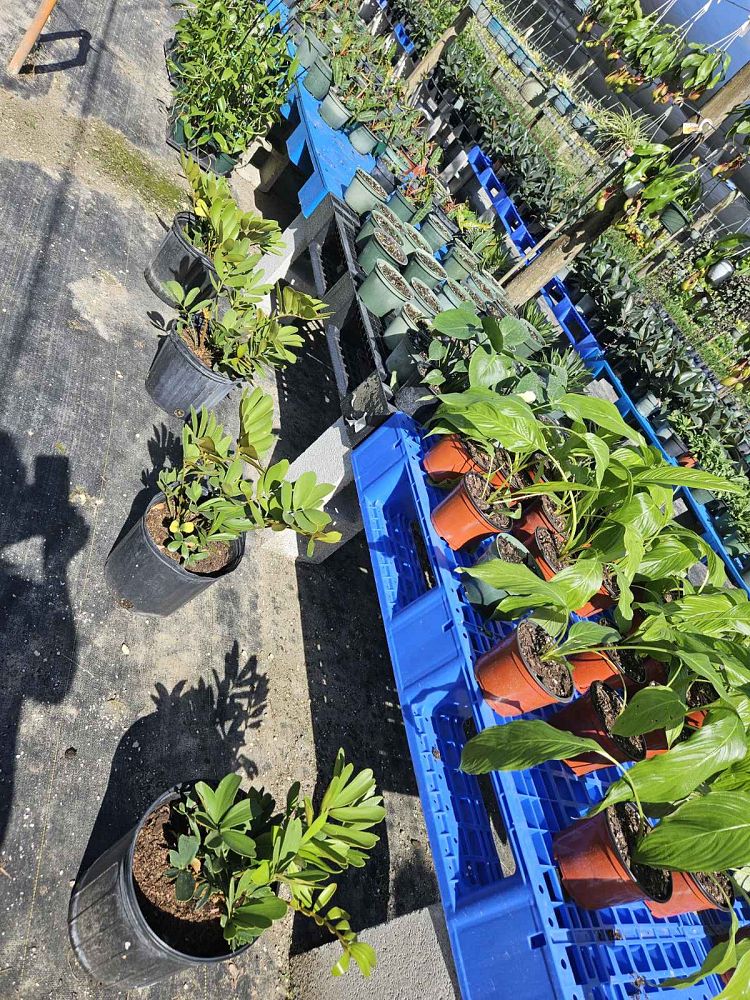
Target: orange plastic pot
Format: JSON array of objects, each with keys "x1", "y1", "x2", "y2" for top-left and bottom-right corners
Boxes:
[
  {"x1": 431, "y1": 476, "x2": 505, "y2": 551},
  {"x1": 512, "y1": 500, "x2": 565, "y2": 548},
  {"x1": 528, "y1": 529, "x2": 614, "y2": 618},
  {"x1": 549, "y1": 683, "x2": 667, "y2": 776},
  {"x1": 646, "y1": 871, "x2": 730, "y2": 918},
  {"x1": 677, "y1": 453, "x2": 697, "y2": 468},
  {"x1": 422, "y1": 435, "x2": 507, "y2": 487},
  {"x1": 569, "y1": 650, "x2": 620, "y2": 694},
  {"x1": 475, "y1": 625, "x2": 573, "y2": 718},
  {"x1": 554, "y1": 808, "x2": 671, "y2": 910}
]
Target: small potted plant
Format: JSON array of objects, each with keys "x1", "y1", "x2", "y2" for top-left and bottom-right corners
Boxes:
[
  {"x1": 403, "y1": 250, "x2": 447, "y2": 290},
  {"x1": 146, "y1": 154, "x2": 284, "y2": 308},
  {"x1": 147, "y1": 280, "x2": 330, "y2": 415},
  {"x1": 69, "y1": 752, "x2": 384, "y2": 988},
  {"x1": 105, "y1": 390, "x2": 340, "y2": 615}
]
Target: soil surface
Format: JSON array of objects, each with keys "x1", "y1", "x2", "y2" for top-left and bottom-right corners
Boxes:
[
  {"x1": 518, "y1": 620, "x2": 573, "y2": 699},
  {"x1": 464, "y1": 473, "x2": 513, "y2": 531},
  {"x1": 687, "y1": 681, "x2": 717, "y2": 709},
  {"x1": 534, "y1": 525, "x2": 568, "y2": 571},
  {"x1": 132, "y1": 802, "x2": 227, "y2": 956},
  {"x1": 381, "y1": 261, "x2": 411, "y2": 297},
  {"x1": 145, "y1": 501, "x2": 232, "y2": 574},
  {"x1": 377, "y1": 230, "x2": 407, "y2": 265},
  {"x1": 411, "y1": 278, "x2": 441, "y2": 311},
  {"x1": 177, "y1": 311, "x2": 217, "y2": 369},
  {"x1": 590, "y1": 681, "x2": 645, "y2": 761},
  {"x1": 415, "y1": 251, "x2": 444, "y2": 276},
  {"x1": 616, "y1": 649, "x2": 649, "y2": 684},
  {"x1": 496, "y1": 535, "x2": 526, "y2": 564},
  {"x1": 356, "y1": 168, "x2": 387, "y2": 198},
  {"x1": 607, "y1": 803, "x2": 671, "y2": 903},
  {"x1": 694, "y1": 870, "x2": 733, "y2": 908}
]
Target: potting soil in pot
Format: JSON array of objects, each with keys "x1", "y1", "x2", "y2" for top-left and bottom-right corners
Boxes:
[
  {"x1": 517, "y1": 620, "x2": 573, "y2": 699},
  {"x1": 495, "y1": 534, "x2": 526, "y2": 564},
  {"x1": 590, "y1": 681, "x2": 646, "y2": 761},
  {"x1": 693, "y1": 871, "x2": 733, "y2": 907},
  {"x1": 608, "y1": 803, "x2": 671, "y2": 903},
  {"x1": 145, "y1": 501, "x2": 231, "y2": 574},
  {"x1": 463, "y1": 472, "x2": 513, "y2": 532},
  {"x1": 132, "y1": 803, "x2": 227, "y2": 956}
]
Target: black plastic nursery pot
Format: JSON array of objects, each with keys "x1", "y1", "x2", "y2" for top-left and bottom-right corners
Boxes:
[
  {"x1": 68, "y1": 786, "x2": 250, "y2": 988},
  {"x1": 166, "y1": 117, "x2": 238, "y2": 176},
  {"x1": 146, "y1": 322, "x2": 236, "y2": 415},
  {"x1": 105, "y1": 493, "x2": 245, "y2": 616},
  {"x1": 144, "y1": 211, "x2": 218, "y2": 307}
]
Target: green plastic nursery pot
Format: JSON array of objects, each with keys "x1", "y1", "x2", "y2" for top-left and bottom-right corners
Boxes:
[
  {"x1": 319, "y1": 89, "x2": 351, "y2": 130},
  {"x1": 303, "y1": 56, "x2": 333, "y2": 100},
  {"x1": 387, "y1": 188, "x2": 417, "y2": 222},
  {"x1": 358, "y1": 229, "x2": 407, "y2": 275},
  {"x1": 296, "y1": 28, "x2": 328, "y2": 68},
  {"x1": 382, "y1": 301, "x2": 424, "y2": 351},
  {"x1": 348, "y1": 124, "x2": 379, "y2": 156},
  {"x1": 660, "y1": 202, "x2": 691, "y2": 234},
  {"x1": 403, "y1": 250, "x2": 447, "y2": 290},
  {"x1": 417, "y1": 213, "x2": 452, "y2": 253},
  {"x1": 400, "y1": 225, "x2": 433, "y2": 258},
  {"x1": 410, "y1": 278, "x2": 441, "y2": 318},
  {"x1": 442, "y1": 245, "x2": 477, "y2": 281},
  {"x1": 167, "y1": 117, "x2": 237, "y2": 176},
  {"x1": 386, "y1": 329, "x2": 423, "y2": 382},
  {"x1": 436, "y1": 278, "x2": 472, "y2": 310},
  {"x1": 356, "y1": 209, "x2": 406, "y2": 251},
  {"x1": 343, "y1": 168, "x2": 388, "y2": 216},
  {"x1": 358, "y1": 259, "x2": 411, "y2": 317},
  {"x1": 519, "y1": 76, "x2": 545, "y2": 106}
]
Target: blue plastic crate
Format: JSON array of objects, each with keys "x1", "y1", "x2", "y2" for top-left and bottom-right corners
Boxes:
[{"x1": 352, "y1": 412, "x2": 731, "y2": 1000}]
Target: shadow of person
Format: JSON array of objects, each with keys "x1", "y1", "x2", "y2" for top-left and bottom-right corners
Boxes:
[
  {"x1": 76, "y1": 641, "x2": 268, "y2": 879},
  {"x1": 0, "y1": 433, "x2": 88, "y2": 853}
]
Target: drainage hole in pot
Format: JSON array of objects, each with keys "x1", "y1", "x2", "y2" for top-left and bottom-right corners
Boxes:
[{"x1": 462, "y1": 718, "x2": 516, "y2": 877}]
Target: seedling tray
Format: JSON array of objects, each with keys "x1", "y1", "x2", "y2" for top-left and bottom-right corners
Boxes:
[{"x1": 352, "y1": 411, "x2": 729, "y2": 1000}]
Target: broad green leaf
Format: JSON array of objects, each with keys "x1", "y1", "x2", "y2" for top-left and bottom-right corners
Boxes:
[
  {"x1": 559, "y1": 393, "x2": 644, "y2": 445},
  {"x1": 611, "y1": 686, "x2": 687, "y2": 738},
  {"x1": 175, "y1": 870, "x2": 195, "y2": 902},
  {"x1": 349, "y1": 941, "x2": 377, "y2": 976},
  {"x1": 461, "y1": 720, "x2": 605, "y2": 773},
  {"x1": 632, "y1": 789, "x2": 750, "y2": 871},
  {"x1": 591, "y1": 709, "x2": 746, "y2": 814},
  {"x1": 221, "y1": 829, "x2": 257, "y2": 858}
]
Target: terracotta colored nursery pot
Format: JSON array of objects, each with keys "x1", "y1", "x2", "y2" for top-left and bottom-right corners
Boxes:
[
  {"x1": 646, "y1": 871, "x2": 732, "y2": 919},
  {"x1": 528, "y1": 528, "x2": 615, "y2": 618},
  {"x1": 431, "y1": 474, "x2": 509, "y2": 551},
  {"x1": 549, "y1": 681, "x2": 666, "y2": 776},
  {"x1": 512, "y1": 499, "x2": 565, "y2": 548},
  {"x1": 474, "y1": 621, "x2": 574, "y2": 718},
  {"x1": 422, "y1": 435, "x2": 507, "y2": 487},
  {"x1": 554, "y1": 805, "x2": 672, "y2": 910},
  {"x1": 568, "y1": 650, "x2": 620, "y2": 694}
]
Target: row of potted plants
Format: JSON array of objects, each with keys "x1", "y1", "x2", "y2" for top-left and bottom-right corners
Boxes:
[{"x1": 405, "y1": 304, "x2": 750, "y2": 989}]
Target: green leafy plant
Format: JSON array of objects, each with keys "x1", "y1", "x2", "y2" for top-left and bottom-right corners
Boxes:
[
  {"x1": 170, "y1": 0, "x2": 295, "y2": 157},
  {"x1": 164, "y1": 751, "x2": 384, "y2": 974},
  {"x1": 166, "y1": 279, "x2": 330, "y2": 381},
  {"x1": 157, "y1": 389, "x2": 340, "y2": 564}
]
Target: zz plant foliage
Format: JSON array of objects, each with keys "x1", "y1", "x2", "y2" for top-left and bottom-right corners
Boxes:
[
  {"x1": 169, "y1": 0, "x2": 295, "y2": 158},
  {"x1": 165, "y1": 750, "x2": 385, "y2": 975},
  {"x1": 158, "y1": 388, "x2": 340, "y2": 564}
]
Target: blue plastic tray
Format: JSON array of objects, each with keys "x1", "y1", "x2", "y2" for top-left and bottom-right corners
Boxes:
[{"x1": 352, "y1": 412, "x2": 730, "y2": 1000}]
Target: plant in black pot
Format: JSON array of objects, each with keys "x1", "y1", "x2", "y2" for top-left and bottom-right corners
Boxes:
[
  {"x1": 69, "y1": 751, "x2": 384, "y2": 988},
  {"x1": 168, "y1": 0, "x2": 295, "y2": 173},
  {"x1": 146, "y1": 153, "x2": 285, "y2": 307},
  {"x1": 147, "y1": 274, "x2": 330, "y2": 414},
  {"x1": 105, "y1": 389, "x2": 340, "y2": 615}
]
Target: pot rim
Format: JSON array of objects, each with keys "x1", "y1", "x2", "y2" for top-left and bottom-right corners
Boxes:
[
  {"x1": 166, "y1": 322, "x2": 237, "y2": 386},
  {"x1": 603, "y1": 803, "x2": 672, "y2": 904},
  {"x1": 172, "y1": 212, "x2": 218, "y2": 275},
  {"x1": 140, "y1": 492, "x2": 245, "y2": 580},
  {"x1": 125, "y1": 784, "x2": 252, "y2": 962},
  {"x1": 514, "y1": 619, "x2": 575, "y2": 702}
]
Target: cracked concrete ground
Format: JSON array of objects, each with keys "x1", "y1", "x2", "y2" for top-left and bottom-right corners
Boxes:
[{"x1": 0, "y1": 1, "x2": 437, "y2": 997}]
